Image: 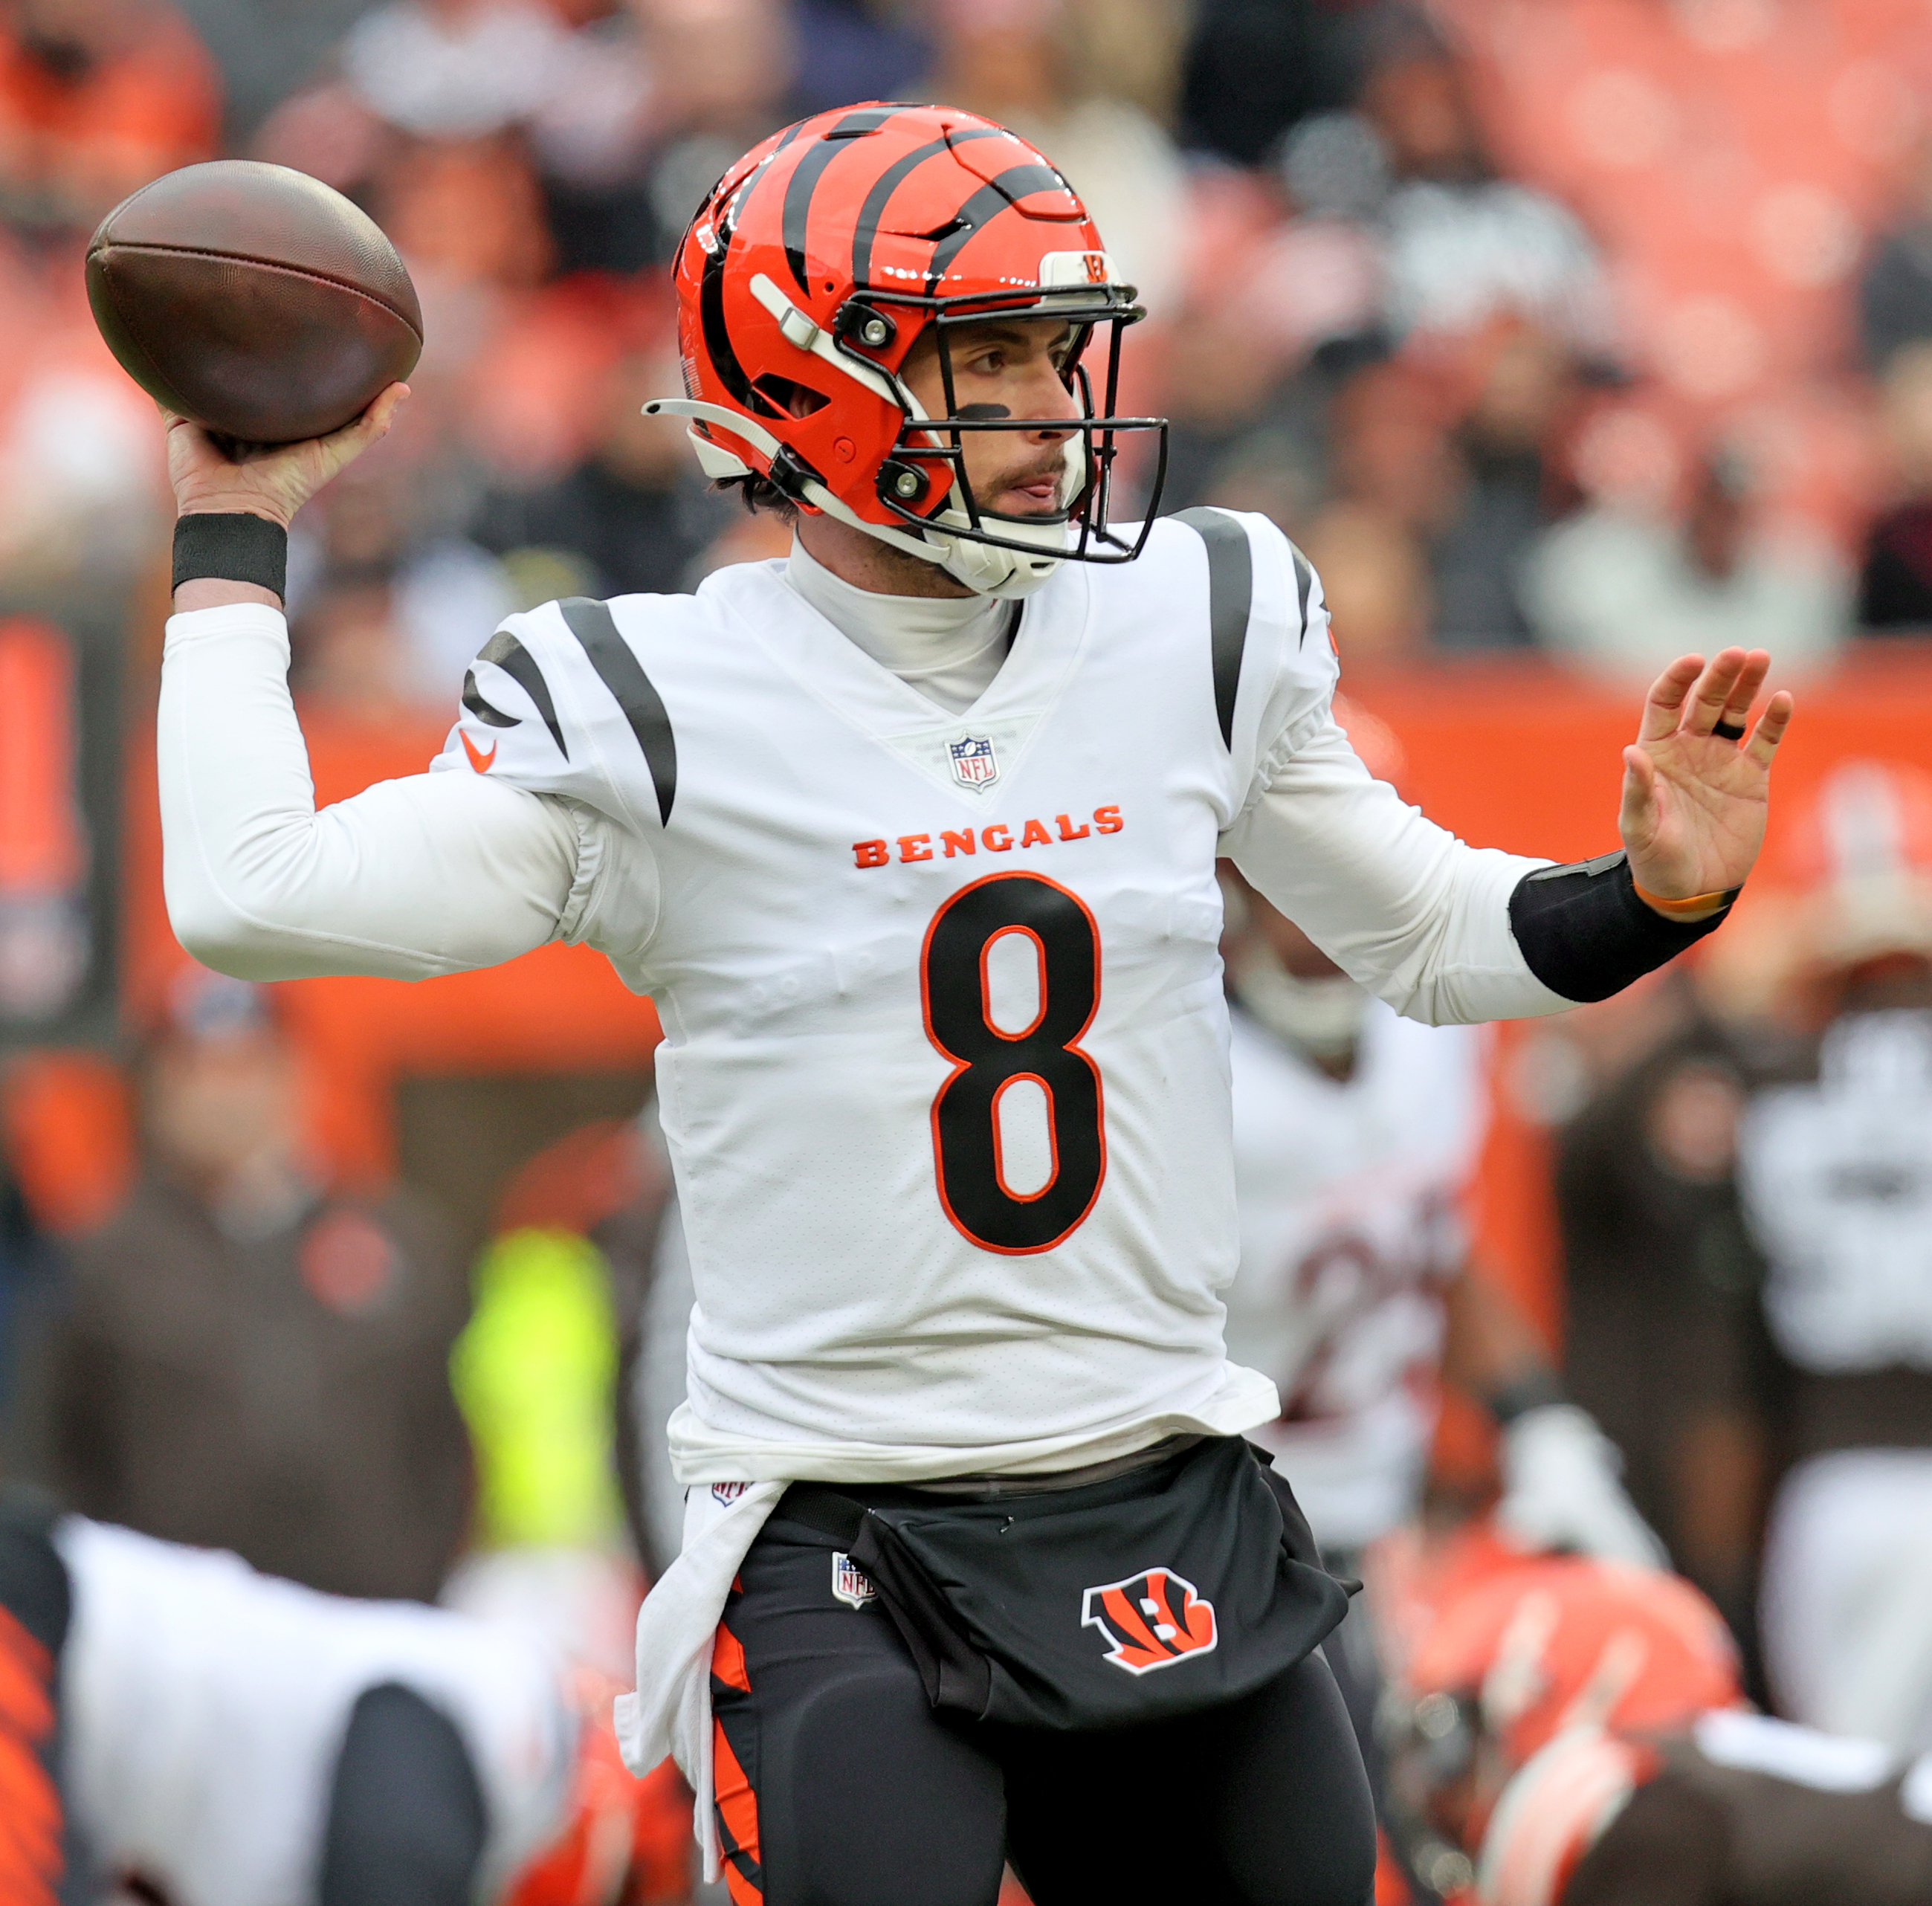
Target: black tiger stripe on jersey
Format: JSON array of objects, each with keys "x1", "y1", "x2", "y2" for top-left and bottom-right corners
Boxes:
[
  {"x1": 558, "y1": 598, "x2": 677, "y2": 827},
  {"x1": 781, "y1": 105, "x2": 905, "y2": 294},
  {"x1": 460, "y1": 674, "x2": 517, "y2": 729},
  {"x1": 468, "y1": 629, "x2": 567, "y2": 757},
  {"x1": 1290, "y1": 544, "x2": 1314, "y2": 646},
  {"x1": 1175, "y1": 508, "x2": 1254, "y2": 750}
]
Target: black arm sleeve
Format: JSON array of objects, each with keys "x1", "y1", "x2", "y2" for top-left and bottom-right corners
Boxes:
[{"x1": 1508, "y1": 851, "x2": 1733, "y2": 1004}]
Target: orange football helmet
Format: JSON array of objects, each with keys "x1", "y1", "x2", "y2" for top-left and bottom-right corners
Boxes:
[
  {"x1": 647, "y1": 101, "x2": 1166, "y2": 597},
  {"x1": 1383, "y1": 1558, "x2": 1742, "y2": 1898}
]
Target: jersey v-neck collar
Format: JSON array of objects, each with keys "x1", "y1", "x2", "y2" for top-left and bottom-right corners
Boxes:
[{"x1": 714, "y1": 557, "x2": 1095, "y2": 791}]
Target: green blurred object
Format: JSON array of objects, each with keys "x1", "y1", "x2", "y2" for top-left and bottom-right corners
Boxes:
[{"x1": 450, "y1": 1227, "x2": 625, "y2": 1549}]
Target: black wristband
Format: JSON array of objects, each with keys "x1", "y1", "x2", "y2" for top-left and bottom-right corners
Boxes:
[
  {"x1": 1508, "y1": 850, "x2": 1734, "y2": 1004},
  {"x1": 172, "y1": 511, "x2": 288, "y2": 601}
]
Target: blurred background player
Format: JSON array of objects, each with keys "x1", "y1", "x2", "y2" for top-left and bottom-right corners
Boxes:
[
  {"x1": 0, "y1": 1488, "x2": 689, "y2": 1906},
  {"x1": 1220, "y1": 704, "x2": 1660, "y2": 1588},
  {"x1": 1739, "y1": 759, "x2": 1932, "y2": 1752},
  {"x1": 1384, "y1": 1551, "x2": 1932, "y2": 1906}
]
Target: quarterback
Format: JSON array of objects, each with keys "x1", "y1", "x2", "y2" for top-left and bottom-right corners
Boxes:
[{"x1": 158, "y1": 105, "x2": 1789, "y2": 1906}]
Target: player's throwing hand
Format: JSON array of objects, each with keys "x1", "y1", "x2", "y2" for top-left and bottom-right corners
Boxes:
[
  {"x1": 164, "y1": 380, "x2": 411, "y2": 531},
  {"x1": 1619, "y1": 647, "x2": 1794, "y2": 912}
]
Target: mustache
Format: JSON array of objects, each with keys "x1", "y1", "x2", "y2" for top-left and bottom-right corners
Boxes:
[{"x1": 988, "y1": 446, "x2": 1078, "y2": 492}]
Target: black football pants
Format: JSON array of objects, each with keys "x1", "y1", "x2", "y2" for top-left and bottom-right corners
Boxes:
[{"x1": 709, "y1": 1513, "x2": 1377, "y2": 1906}]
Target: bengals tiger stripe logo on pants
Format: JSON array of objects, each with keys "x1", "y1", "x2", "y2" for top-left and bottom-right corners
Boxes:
[{"x1": 1079, "y1": 1569, "x2": 1218, "y2": 1676}]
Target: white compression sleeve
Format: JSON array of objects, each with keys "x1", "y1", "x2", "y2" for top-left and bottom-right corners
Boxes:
[
  {"x1": 1222, "y1": 717, "x2": 1574, "y2": 1025},
  {"x1": 160, "y1": 602, "x2": 582, "y2": 981}
]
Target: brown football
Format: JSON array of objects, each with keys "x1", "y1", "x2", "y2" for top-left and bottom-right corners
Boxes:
[{"x1": 86, "y1": 161, "x2": 423, "y2": 445}]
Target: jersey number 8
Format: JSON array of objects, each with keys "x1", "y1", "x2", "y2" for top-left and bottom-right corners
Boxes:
[{"x1": 922, "y1": 872, "x2": 1107, "y2": 1254}]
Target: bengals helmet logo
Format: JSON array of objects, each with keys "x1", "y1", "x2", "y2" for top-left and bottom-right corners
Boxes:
[
  {"x1": 1080, "y1": 1568, "x2": 1218, "y2": 1676},
  {"x1": 1082, "y1": 251, "x2": 1109, "y2": 284}
]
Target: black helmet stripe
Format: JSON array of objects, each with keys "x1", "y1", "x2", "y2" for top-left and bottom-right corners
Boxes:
[
  {"x1": 850, "y1": 127, "x2": 1002, "y2": 290},
  {"x1": 925, "y1": 166, "x2": 1072, "y2": 292},
  {"x1": 700, "y1": 149, "x2": 788, "y2": 419},
  {"x1": 781, "y1": 105, "x2": 905, "y2": 294}
]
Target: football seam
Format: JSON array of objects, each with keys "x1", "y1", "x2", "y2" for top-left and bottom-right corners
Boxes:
[{"x1": 94, "y1": 242, "x2": 423, "y2": 342}]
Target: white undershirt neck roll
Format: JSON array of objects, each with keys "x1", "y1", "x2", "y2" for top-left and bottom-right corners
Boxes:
[{"x1": 782, "y1": 537, "x2": 1010, "y2": 715}]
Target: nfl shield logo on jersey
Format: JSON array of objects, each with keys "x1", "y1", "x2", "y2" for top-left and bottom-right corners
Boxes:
[
  {"x1": 1080, "y1": 1568, "x2": 1218, "y2": 1675},
  {"x1": 949, "y1": 735, "x2": 998, "y2": 788},
  {"x1": 832, "y1": 1552, "x2": 877, "y2": 1609}
]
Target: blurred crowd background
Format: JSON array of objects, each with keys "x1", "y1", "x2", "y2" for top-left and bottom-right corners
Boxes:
[{"x1": 7, "y1": 0, "x2": 1932, "y2": 1895}]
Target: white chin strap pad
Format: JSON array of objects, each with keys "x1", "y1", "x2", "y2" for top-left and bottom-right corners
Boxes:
[{"x1": 933, "y1": 513, "x2": 1070, "y2": 598}]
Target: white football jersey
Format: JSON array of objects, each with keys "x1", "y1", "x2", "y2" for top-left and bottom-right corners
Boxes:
[
  {"x1": 432, "y1": 512, "x2": 1336, "y2": 1467},
  {"x1": 1742, "y1": 1009, "x2": 1932, "y2": 1373},
  {"x1": 1222, "y1": 1001, "x2": 1487, "y2": 1549},
  {"x1": 56, "y1": 1519, "x2": 573, "y2": 1906}
]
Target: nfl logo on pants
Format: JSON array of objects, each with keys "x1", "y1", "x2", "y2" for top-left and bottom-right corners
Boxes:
[
  {"x1": 832, "y1": 1552, "x2": 876, "y2": 1609},
  {"x1": 950, "y1": 736, "x2": 998, "y2": 787}
]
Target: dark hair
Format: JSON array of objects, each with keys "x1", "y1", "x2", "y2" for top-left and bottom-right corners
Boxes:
[{"x1": 713, "y1": 472, "x2": 800, "y2": 522}]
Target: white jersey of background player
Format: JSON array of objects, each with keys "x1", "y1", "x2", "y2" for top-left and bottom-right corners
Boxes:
[
  {"x1": 52, "y1": 1516, "x2": 572, "y2": 1905},
  {"x1": 1217, "y1": 714, "x2": 1662, "y2": 1569},
  {"x1": 1226, "y1": 945, "x2": 1487, "y2": 1552},
  {"x1": 154, "y1": 102, "x2": 1789, "y2": 1870}
]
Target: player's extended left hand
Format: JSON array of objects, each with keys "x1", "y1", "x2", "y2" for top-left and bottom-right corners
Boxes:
[{"x1": 1618, "y1": 647, "x2": 1794, "y2": 910}]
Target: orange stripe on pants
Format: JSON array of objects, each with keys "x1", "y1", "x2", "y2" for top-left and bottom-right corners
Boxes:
[{"x1": 0, "y1": 1606, "x2": 61, "y2": 1904}]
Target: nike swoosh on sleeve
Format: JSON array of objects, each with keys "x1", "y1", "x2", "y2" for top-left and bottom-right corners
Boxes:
[{"x1": 460, "y1": 730, "x2": 497, "y2": 773}]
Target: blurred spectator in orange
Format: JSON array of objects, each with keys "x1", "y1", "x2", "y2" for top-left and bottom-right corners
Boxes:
[
  {"x1": 1177, "y1": 0, "x2": 1367, "y2": 169},
  {"x1": 18, "y1": 974, "x2": 473, "y2": 1602},
  {"x1": 473, "y1": 349, "x2": 728, "y2": 600},
  {"x1": 0, "y1": 0, "x2": 218, "y2": 233},
  {"x1": 381, "y1": 130, "x2": 556, "y2": 303},
  {"x1": 1522, "y1": 444, "x2": 1848, "y2": 679},
  {"x1": 1858, "y1": 340, "x2": 1932, "y2": 633},
  {"x1": 925, "y1": 0, "x2": 1187, "y2": 317},
  {"x1": 1741, "y1": 760, "x2": 1932, "y2": 1749}
]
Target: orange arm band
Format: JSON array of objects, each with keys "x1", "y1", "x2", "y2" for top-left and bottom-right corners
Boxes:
[{"x1": 1631, "y1": 880, "x2": 1737, "y2": 917}]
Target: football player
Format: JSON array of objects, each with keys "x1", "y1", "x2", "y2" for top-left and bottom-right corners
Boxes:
[
  {"x1": 0, "y1": 1493, "x2": 688, "y2": 1906},
  {"x1": 1385, "y1": 1552, "x2": 1932, "y2": 1906},
  {"x1": 1738, "y1": 760, "x2": 1932, "y2": 1751},
  {"x1": 155, "y1": 103, "x2": 1789, "y2": 1906}
]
